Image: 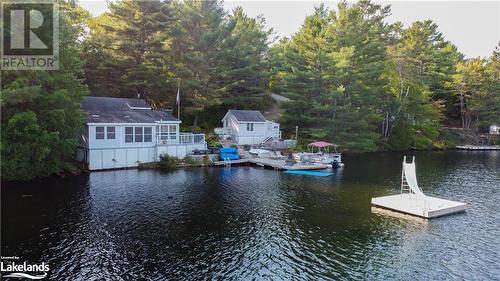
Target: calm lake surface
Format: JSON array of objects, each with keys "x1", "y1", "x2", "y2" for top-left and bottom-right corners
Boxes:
[{"x1": 2, "y1": 151, "x2": 499, "y2": 280}]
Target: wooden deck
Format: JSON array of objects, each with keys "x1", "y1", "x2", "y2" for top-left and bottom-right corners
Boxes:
[{"x1": 213, "y1": 157, "x2": 328, "y2": 170}]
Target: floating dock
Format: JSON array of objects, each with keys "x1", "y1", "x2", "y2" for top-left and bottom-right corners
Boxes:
[
  {"x1": 213, "y1": 157, "x2": 328, "y2": 170},
  {"x1": 371, "y1": 156, "x2": 467, "y2": 219},
  {"x1": 371, "y1": 194, "x2": 467, "y2": 218},
  {"x1": 456, "y1": 145, "x2": 500, "y2": 150}
]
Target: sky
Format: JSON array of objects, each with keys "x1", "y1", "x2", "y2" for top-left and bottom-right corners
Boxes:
[{"x1": 78, "y1": 0, "x2": 500, "y2": 58}]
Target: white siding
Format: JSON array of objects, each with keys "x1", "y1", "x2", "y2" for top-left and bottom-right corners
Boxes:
[
  {"x1": 222, "y1": 111, "x2": 281, "y2": 145},
  {"x1": 88, "y1": 147, "x2": 157, "y2": 170},
  {"x1": 84, "y1": 122, "x2": 206, "y2": 170}
]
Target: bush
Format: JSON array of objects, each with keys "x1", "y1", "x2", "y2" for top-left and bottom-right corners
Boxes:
[
  {"x1": 206, "y1": 133, "x2": 221, "y2": 148},
  {"x1": 183, "y1": 156, "x2": 202, "y2": 166},
  {"x1": 159, "y1": 154, "x2": 179, "y2": 169},
  {"x1": 230, "y1": 144, "x2": 238, "y2": 149}
]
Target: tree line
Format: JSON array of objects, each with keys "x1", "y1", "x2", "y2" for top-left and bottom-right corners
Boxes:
[
  {"x1": 1, "y1": 0, "x2": 499, "y2": 180},
  {"x1": 271, "y1": 2, "x2": 499, "y2": 151}
]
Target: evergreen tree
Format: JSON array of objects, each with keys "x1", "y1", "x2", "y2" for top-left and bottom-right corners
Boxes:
[
  {"x1": 218, "y1": 7, "x2": 272, "y2": 110},
  {"x1": 393, "y1": 21, "x2": 462, "y2": 120},
  {"x1": 273, "y1": 1, "x2": 391, "y2": 151},
  {"x1": 274, "y1": 5, "x2": 336, "y2": 139},
  {"x1": 382, "y1": 20, "x2": 454, "y2": 149},
  {"x1": 1, "y1": 1, "x2": 89, "y2": 181},
  {"x1": 84, "y1": 0, "x2": 175, "y2": 100},
  {"x1": 170, "y1": 0, "x2": 231, "y2": 126}
]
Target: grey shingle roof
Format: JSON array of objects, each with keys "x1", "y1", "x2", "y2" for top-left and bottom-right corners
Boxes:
[
  {"x1": 82, "y1": 96, "x2": 179, "y2": 123},
  {"x1": 228, "y1": 110, "x2": 266, "y2": 122}
]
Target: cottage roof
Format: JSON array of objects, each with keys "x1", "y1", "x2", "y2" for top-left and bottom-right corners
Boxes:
[
  {"x1": 82, "y1": 96, "x2": 179, "y2": 123},
  {"x1": 227, "y1": 110, "x2": 266, "y2": 122}
]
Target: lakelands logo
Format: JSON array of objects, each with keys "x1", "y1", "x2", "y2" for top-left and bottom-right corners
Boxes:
[
  {"x1": 1, "y1": 0, "x2": 59, "y2": 70},
  {"x1": 1, "y1": 257, "x2": 50, "y2": 280}
]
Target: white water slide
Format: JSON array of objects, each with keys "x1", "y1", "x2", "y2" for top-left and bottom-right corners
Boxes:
[
  {"x1": 371, "y1": 156, "x2": 466, "y2": 218},
  {"x1": 401, "y1": 156, "x2": 426, "y2": 197}
]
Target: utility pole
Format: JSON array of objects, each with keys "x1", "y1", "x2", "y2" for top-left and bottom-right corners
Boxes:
[{"x1": 295, "y1": 126, "x2": 298, "y2": 141}]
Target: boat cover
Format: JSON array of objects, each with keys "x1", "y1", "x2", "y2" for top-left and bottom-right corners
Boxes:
[{"x1": 307, "y1": 141, "x2": 337, "y2": 148}]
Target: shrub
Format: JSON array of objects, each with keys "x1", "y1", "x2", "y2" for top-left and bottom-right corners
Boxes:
[
  {"x1": 184, "y1": 156, "x2": 202, "y2": 166},
  {"x1": 159, "y1": 154, "x2": 179, "y2": 169},
  {"x1": 206, "y1": 133, "x2": 221, "y2": 148}
]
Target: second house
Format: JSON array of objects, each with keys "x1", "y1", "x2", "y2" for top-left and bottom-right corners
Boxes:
[{"x1": 216, "y1": 110, "x2": 281, "y2": 145}]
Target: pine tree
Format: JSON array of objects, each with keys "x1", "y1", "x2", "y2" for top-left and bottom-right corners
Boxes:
[
  {"x1": 171, "y1": 0, "x2": 231, "y2": 126},
  {"x1": 84, "y1": 0, "x2": 175, "y2": 100},
  {"x1": 273, "y1": 1, "x2": 391, "y2": 151},
  {"x1": 1, "y1": 1, "x2": 89, "y2": 180},
  {"x1": 219, "y1": 7, "x2": 272, "y2": 110}
]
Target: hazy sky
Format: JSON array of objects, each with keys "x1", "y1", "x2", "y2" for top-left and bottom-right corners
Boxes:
[{"x1": 79, "y1": 0, "x2": 500, "y2": 58}]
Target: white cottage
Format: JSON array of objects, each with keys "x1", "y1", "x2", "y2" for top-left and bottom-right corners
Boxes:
[
  {"x1": 216, "y1": 110, "x2": 281, "y2": 145},
  {"x1": 77, "y1": 96, "x2": 206, "y2": 170}
]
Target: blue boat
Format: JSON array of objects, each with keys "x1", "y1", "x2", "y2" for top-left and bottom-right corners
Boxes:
[
  {"x1": 284, "y1": 170, "x2": 332, "y2": 177},
  {"x1": 219, "y1": 147, "x2": 240, "y2": 160}
]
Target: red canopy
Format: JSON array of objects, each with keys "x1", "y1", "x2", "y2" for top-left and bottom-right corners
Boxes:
[{"x1": 307, "y1": 141, "x2": 337, "y2": 148}]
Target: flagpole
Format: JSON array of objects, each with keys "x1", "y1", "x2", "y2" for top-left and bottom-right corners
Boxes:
[{"x1": 177, "y1": 79, "x2": 180, "y2": 120}]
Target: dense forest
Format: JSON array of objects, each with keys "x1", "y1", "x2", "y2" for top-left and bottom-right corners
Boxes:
[{"x1": 1, "y1": 0, "x2": 499, "y2": 180}]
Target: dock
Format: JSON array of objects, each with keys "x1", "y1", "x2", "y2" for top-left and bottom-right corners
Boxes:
[
  {"x1": 456, "y1": 145, "x2": 500, "y2": 150},
  {"x1": 213, "y1": 157, "x2": 328, "y2": 170},
  {"x1": 371, "y1": 156, "x2": 467, "y2": 219},
  {"x1": 371, "y1": 194, "x2": 467, "y2": 218}
]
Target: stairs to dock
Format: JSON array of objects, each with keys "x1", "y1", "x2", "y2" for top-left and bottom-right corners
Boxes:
[{"x1": 444, "y1": 127, "x2": 482, "y2": 145}]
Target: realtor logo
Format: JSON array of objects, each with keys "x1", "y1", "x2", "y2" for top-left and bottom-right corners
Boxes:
[{"x1": 1, "y1": 0, "x2": 59, "y2": 70}]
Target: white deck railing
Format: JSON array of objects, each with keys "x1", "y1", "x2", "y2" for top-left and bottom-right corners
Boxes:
[{"x1": 156, "y1": 133, "x2": 205, "y2": 146}]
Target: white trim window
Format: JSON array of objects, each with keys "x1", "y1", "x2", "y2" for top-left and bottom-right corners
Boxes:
[
  {"x1": 168, "y1": 125, "x2": 176, "y2": 140},
  {"x1": 158, "y1": 125, "x2": 177, "y2": 143},
  {"x1": 96, "y1": 126, "x2": 105, "y2": 139},
  {"x1": 246, "y1": 123, "x2": 254, "y2": 131},
  {"x1": 144, "y1": 127, "x2": 152, "y2": 142},
  {"x1": 125, "y1": 126, "x2": 153, "y2": 143},
  {"x1": 134, "y1": 127, "x2": 143, "y2": 142},
  {"x1": 107, "y1": 126, "x2": 116, "y2": 139},
  {"x1": 125, "y1": 127, "x2": 134, "y2": 143}
]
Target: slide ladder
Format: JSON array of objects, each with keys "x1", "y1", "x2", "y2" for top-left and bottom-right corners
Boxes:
[{"x1": 401, "y1": 156, "x2": 426, "y2": 198}]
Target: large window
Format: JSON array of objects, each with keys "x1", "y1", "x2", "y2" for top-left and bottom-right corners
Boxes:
[
  {"x1": 96, "y1": 126, "x2": 105, "y2": 139},
  {"x1": 144, "y1": 127, "x2": 152, "y2": 142},
  {"x1": 246, "y1": 123, "x2": 254, "y2": 131},
  {"x1": 168, "y1": 125, "x2": 177, "y2": 139},
  {"x1": 107, "y1": 127, "x2": 116, "y2": 139},
  {"x1": 134, "y1": 127, "x2": 143, "y2": 142},
  {"x1": 158, "y1": 125, "x2": 177, "y2": 142},
  {"x1": 125, "y1": 126, "x2": 153, "y2": 143},
  {"x1": 125, "y1": 127, "x2": 133, "y2": 143},
  {"x1": 96, "y1": 126, "x2": 116, "y2": 140}
]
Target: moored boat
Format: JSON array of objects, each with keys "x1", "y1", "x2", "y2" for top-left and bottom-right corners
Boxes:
[{"x1": 293, "y1": 141, "x2": 344, "y2": 167}]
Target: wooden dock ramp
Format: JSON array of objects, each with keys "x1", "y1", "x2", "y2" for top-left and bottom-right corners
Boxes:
[{"x1": 214, "y1": 157, "x2": 328, "y2": 170}]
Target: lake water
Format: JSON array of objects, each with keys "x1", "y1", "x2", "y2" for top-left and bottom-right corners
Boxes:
[{"x1": 2, "y1": 151, "x2": 499, "y2": 280}]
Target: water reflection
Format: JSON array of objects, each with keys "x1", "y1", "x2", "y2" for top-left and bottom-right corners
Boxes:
[{"x1": 1, "y1": 151, "x2": 499, "y2": 280}]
